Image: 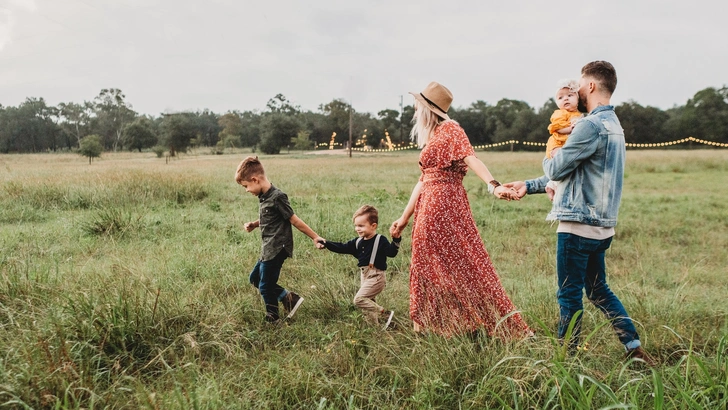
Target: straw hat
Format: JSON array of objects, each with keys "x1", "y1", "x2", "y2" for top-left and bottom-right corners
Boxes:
[{"x1": 409, "y1": 81, "x2": 452, "y2": 120}]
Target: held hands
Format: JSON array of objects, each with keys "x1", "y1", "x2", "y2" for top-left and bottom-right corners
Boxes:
[
  {"x1": 494, "y1": 185, "x2": 520, "y2": 201},
  {"x1": 314, "y1": 237, "x2": 326, "y2": 250},
  {"x1": 389, "y1": 217, "x2": 408, "y2": 238},
  {"x1": 502, "y1": 181, "x2": 527, "y2": 199}
]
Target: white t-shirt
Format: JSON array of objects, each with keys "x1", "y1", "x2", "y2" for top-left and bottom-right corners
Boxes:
[{"x1": 557, "y1": 221, "x2": 615, "y2": 240}]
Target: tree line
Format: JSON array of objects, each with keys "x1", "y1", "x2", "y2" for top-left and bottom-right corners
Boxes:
[{"x1": 1, "y1": 86, "x2": 727, "y2": 155}]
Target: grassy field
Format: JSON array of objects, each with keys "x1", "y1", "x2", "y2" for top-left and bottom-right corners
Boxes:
[{"x1": 0, "y1": 149, "x2": 726, "y2": 409}]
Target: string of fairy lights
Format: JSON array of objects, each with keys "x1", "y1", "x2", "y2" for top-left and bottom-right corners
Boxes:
[
  {"x1": 625, "y1": 136, "x2": 728, "y2": 148},
  {"x1": 317, "y1": 135, "x2": 728, "y2": 152}
]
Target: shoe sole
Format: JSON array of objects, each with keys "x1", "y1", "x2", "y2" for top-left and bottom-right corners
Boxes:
[
  {"x1": 285, "y1": 296, "x2": 304, "y2": 319},
  {"x1": 382, "y1": 310, "x2": 394, "y2": 330}
]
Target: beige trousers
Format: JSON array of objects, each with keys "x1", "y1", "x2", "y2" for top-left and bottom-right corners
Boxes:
[{"x1": 353, "y1": 266, "x2": 386, "y2": 323}]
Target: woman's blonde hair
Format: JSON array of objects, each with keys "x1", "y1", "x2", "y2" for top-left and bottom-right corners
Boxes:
[{"x1": 410, "y1": 99, "x2": 443, "y2": 148}]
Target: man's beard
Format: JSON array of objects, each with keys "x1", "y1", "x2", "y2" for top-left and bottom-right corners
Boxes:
[{"x1": 577, "y1": 95, "x2": 588, "y2": 113}]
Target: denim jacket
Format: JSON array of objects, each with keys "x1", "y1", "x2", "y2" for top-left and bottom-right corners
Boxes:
[{"x1": 526, "y1": 105, "x2": 625, "y2": 227}]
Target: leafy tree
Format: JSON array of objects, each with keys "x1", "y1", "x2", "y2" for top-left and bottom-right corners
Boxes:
[
  {"x1": 489, "y1": 99, "x2": 534, "y2": 145},
  {"x1": 240, "y1": 111, "x2": 262, "y2": 147},
  {"x1": 39, "y1": 103, "x2": 61, "y2": 151},
  {"x1": 319, "y1": 99, "x2": 352, "y2": 145},
  {"x1": 616, "y1": 101, "x2": 670, "y2": 143},
  {"x1": 58, "y1": 101, "x2": 93, "y2": 148},
  {"x1": 123, "y1": 117, "x2": 158, "y2": 152},
  {"x1": 316, "y1": 99, "x2": 369, "y2": 148},
  {"x1": 266, "y1": 94, "x2": 300, "y2": 115},
  {"x1": 218, "y1": 112, "x2": 244, "y2": 147},
  {"x1": 686, "y1": 87, "x2": 728, "y2": 142},
  {"x1": 0, "y1": 98, "x2": 61, "y2": 153},
  {"x1": 506, "y1": 108, "x2": 540, "y2": 149},
  {"x1": 298, "y1": 111, "x2": 327, "y2": 146},
  {"x1": 451, "y1": 101, "x2": 494, "y2": 146},
  {"x1": 29, "y1": 98, "x2": 61, "y2": 152},
  {"x1": 194, "y1": 109, "x2": 222, "y2": 146},
  {"x1": 93, "y1": 88, "x2": 136, "y2": 151},
  {"x1": 518, "y1": 99, "x2": 557, "y2": 149},
  {"x1": 378, "y1": 109, "x2": 402, "y2": 143},
  {"x1": 661, "y1": 105, "x2": 691, "y2": 143},
  {"x1": 356, "y1": 112, "x2": 382, "y2": 148},
  {"x1": 259, "y1": 113, "x2": 300, "y2": 154},
  {"x1": 161, "y1": 113, "x2": 196, "y2": 156},
  {"x1": 0, "y1": 105, "x2": 15, "y2": 153},
  {"x1": 400, "y1": 105, "x2": 415, "y2": 144},
  {"x1": 79, "y1": 134, "x2": 103, "y2": 164},
  {"x1": 292, "y1": 130, "x2": 314, "y2": 150}
]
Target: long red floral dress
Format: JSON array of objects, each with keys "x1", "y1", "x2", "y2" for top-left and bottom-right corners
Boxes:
[{"x1": 409, "y1": 120, "x2": 531, "y2": 337}]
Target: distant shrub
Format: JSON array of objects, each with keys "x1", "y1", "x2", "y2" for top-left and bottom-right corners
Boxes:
[
  {"x1": 152, "y1": 145, "x2": 166, "y2": 158},
  {"x1": 79, "y1": 135, "x2": 103, "y2": 164},
  {"x1": 212, "y1": 140, "x2": 225, "y2": 155},
  {"x1": 81, "y1": 208, "x2": 140, "y2": 237}
]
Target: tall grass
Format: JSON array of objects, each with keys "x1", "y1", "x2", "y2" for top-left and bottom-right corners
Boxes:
[{"x1": 0, "y1": 150, "x2": 726, "y2": 408}]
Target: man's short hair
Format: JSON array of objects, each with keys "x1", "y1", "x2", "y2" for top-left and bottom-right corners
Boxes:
[
  {"x1": 581, "y1": 61, "x2": 617, "y2": 95},
  {"x1": 235, "y1": 156, "x2": 265, "y2": 183},
  {"x1": 353, "y1": 205, "x2": 378, "y2": 225}
]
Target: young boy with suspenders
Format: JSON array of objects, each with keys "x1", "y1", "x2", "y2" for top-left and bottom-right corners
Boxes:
[{"x1": 319, "y1": 205, "x2": 401, "y2": 329}]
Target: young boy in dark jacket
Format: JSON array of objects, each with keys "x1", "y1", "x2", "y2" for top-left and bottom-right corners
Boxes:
[{"x1": 319, "y1": 205, "x2": 400, "y2": 329}]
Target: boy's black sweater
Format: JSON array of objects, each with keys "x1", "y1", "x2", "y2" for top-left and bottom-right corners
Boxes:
[{"x1": 323, "y1": 235, "x2": 401, "y2": 271}]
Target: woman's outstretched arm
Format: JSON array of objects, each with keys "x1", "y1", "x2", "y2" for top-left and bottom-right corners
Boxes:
[
  {"x1": 390, "y1": 180, "x2": 422, "y2": 237},
  {"x1": 463, "y1": 155, "x2": 519, "y2": 200}
]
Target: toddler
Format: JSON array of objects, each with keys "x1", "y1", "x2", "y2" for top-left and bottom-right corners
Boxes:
[
  {"x1": 319, "y1": 205, "x2": 400, "y2": 329},
  {"x1": 546, "y1": 79, "x2": 583, "y2": 199}
]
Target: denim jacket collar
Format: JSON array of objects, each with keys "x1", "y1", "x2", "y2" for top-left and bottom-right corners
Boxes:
[{"x1": 587, "y1": 105, "x2": 614, "y2": 116}]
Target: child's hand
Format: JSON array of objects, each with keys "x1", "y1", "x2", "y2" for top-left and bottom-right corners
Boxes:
[
  {"x1": 546, "y1": 186, "x2": 555, "y2": 201},
  {"x1": 390, "y1": 218, "x2": 408, "y2": 237},
  {"x1": 244, "y1": 221, "x2": 258, "y2": 232},
  {"x1": 551, "y1": 147, "x2": 561, "y2": 157},
  {"x1": 557, "y1": 126, "x2": 573, "y2": 135},
  {"x1": 314, "y1": 237, "x2": 326, "y2": 249}
]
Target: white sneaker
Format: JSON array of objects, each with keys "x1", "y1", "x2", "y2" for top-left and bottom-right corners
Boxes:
[
  {"x1": 284, "y1": 292, "x2": 304, "y2": 319},
  {"x1": 382, "y1": 310, "x2": 394, "y2": 330}
]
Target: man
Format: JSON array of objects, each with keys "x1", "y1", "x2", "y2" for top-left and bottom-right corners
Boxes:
[{"x1": 506, "y1": 61, "x2": 652, "y2": 363}]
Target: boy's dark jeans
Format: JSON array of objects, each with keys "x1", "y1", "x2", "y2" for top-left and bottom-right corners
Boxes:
[
  {"x1": 556, "y1": 233, "x2": 640, "y2": 348},
  {"x1": 249, "y1": 250, "x2": 288, "y2": 322}
]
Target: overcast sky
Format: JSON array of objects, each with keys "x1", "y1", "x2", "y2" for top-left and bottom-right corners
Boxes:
[{"x1": 1, "y1": 0, "x2": 727, "y2": 116}]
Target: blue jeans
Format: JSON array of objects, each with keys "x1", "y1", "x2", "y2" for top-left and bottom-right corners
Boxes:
[
  {"x1": 556, "y1": 233, "x2": 640, "y2": 349},
  {"x1": 249, "y1": 250, "x2": 289, "y2": 322}
]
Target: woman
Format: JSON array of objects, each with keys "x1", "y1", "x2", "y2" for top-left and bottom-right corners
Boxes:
[{"x1": 390, "y1": 81, "x2": 531, "y2": 337}]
